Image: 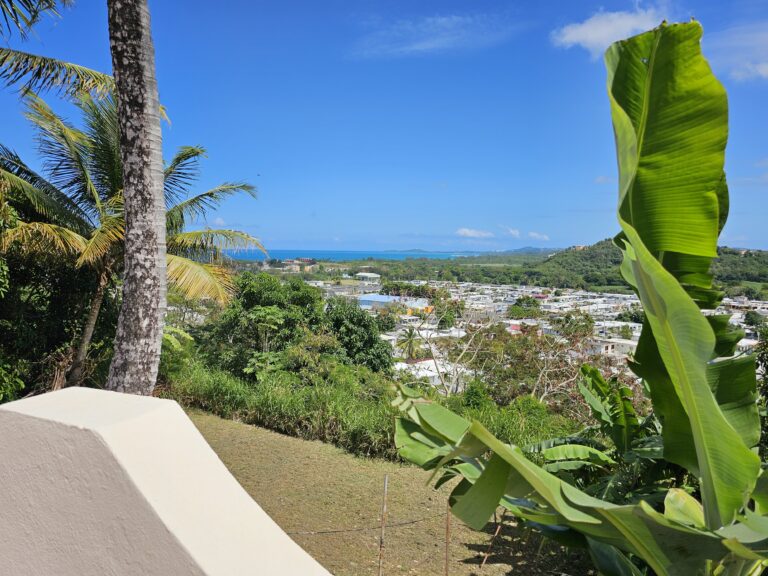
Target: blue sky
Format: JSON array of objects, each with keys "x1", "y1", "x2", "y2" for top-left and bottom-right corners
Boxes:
[{"x1": 2, "y1": 0, "x2": 767, "y2": 250}]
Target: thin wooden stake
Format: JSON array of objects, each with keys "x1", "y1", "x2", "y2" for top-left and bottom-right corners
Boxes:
[
  {"x1": 444, "y1": 498, "x2": 452, "y2": 576},
  {"x1": 377, "y1": 474, "x2": 389, "y2": 576},
  {"x1": 481, "y1": 509, "x2": 507, "y2": 569}
]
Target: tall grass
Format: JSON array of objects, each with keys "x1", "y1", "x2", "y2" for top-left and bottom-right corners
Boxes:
[{"x1": 168, "y1": 360, "x2": 578, "y2": 460}]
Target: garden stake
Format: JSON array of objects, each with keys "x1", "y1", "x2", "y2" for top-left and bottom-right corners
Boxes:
[
  {"x1": 444, "y1": 498, "x2": 451, "y2": 576},
  {"x1": 481, "y1": 509, "x2": 507, "y2": 569},
  {"x1": 378, "y1": 474, "x2": 389, "y2": 576}
]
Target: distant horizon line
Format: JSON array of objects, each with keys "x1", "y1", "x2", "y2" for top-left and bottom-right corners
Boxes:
[
  {"x1": 231, "y1": 247, "x2": 559, "y2": 254},
  {"x1": 227, "y1": 243, "x2": 768, "y2": 254}
]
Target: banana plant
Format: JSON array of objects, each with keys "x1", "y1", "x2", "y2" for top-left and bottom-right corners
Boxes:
[
  {"x1": 523, "y1": 365, "x2": 684, "y2": 510},
  {"x1": 393, "y1": 21, "x2": 767, "y2": 576}
]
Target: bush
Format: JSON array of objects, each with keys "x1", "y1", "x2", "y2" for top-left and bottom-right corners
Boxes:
[
  {"x1": 168, "y1": 359, "x2": 577, "y2": 460},
  {"x1": 0, "y1": 360, "x2": 23, "y2": 403}
]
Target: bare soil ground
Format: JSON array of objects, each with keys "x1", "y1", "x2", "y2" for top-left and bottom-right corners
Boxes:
[{"x1": 190, "y1": 409, "x2": 594, "y2": 576}]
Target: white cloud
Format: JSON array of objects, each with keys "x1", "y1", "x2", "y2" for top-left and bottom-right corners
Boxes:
[
  {"x1": 707, "y1": 23, "x2": 768, "y2": 80},
  {"x1": 594, "y1": 175, "x2": 614, "y2": 185},
  {"x1": 551, "y1": 5, "x2": 667, "y2": 59},
  {"x1": 501, "y1": 226, "x2": 521, "y2": 238},
  {"x1": 353, "y1": 14, "x2": 517, "y2": 58},
  {"x1": 528, "y1": 231, "x2": 550, "y2": 241},
  {"x1": 213, "y1": 217, "x2": 226, "y2": 226},
  {"x1": 456, "y1": 227, "x2": 494, "y2": 238}
]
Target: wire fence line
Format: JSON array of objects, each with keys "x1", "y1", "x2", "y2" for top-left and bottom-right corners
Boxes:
[{"x1": 286, "y1": 511, "x2": 447, "y2": 536}]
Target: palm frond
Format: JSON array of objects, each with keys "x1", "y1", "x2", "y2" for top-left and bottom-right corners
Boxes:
[
  {"x1": 79, "y1": 94, "x2": 121, "y2": 200},
  {"x1": 0, "y1": 145, "x2": 92, "y2": 229},
  {"x1": 0, "y1": 166, "x2": 90, "y2": 232},
  {"x1": 166, "y1": 253, "x2": 233, "y2": 304},
  {"x1": 76, "y1": 211, "x2": 124, "y2": 267},
  {"x1": 0, "y1": 46, "x2": 111, "y2": 96},
  {"x1": 1, "y1": 219, "x2": 86, "y2": 254},
  {"x1": 0, "y1": 0, "x2": 70, "y2": 38},
  {"x1": 166, "y1": 182, "x2": 256, "y2": 233},
  {"x1": 164, "y1": 146, "x2": 205, "y2": 207},
  {"x1": 24, "y1": 94, "x2": 102, "y2": 215},
  {"x1": 168, "y1": 228, "x2": 265, "y2": 262}
]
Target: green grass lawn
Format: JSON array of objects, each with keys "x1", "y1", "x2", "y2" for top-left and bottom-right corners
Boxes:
[{"x1": 190, "y1": 409, "x2": 592, "y2": 576}]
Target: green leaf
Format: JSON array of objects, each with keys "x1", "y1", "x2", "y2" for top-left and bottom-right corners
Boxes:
[
  {"x1": 707, "y1": 356, "x2": 760, "y2": 448},
  {"x1": 664, "y1": 489, "x2": 705, "y2": 528},
  {"x1": 580, "y1": 365, "x2": 640, "y2": 454},
  {"x1": 606, "y1": 22, "x2": 725, "y2": 258},
  {"x1": 587, "y1": 538, "x2": 645, "y2": 576},
  {"x1": 618, "y1": 231, "x2": 759, "y2": 528},
  {"x1": 542, "y1": 444, "x2": 616, "y2": 466},
  {"x1": 394, "y1": 418, "x2": 448, "y2": 467},
  {"x1": 708, "y1": 315, "x2": 745, "y2": 357},
  {"x1": 608, "y1": 21, "x2": 761, "y2": 528},
  {"x1": 413, "y1": 402, "x2": 471, "y2": 444},
  {"x1": 451, "y1": 454, "x2": 509, "y2": 530}
]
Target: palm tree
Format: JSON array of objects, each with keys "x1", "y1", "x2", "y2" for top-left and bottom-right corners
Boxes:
[
  {"x1": 0, "y1": 93, "x2": 263, "y2": 387},
  {"x1": 397, "y1": 326, "x2": 421, "y2": 361},
  {"x1": 0, "y1": 0, "x2": 169, "y2": 395},
  {"x1": 104, "y1": 0, "x2": 165, "y2": 395}
]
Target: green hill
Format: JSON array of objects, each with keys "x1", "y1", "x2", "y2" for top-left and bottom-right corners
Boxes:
[
  {"x1": 524, "y1": 240, "x2": 768, "y2": 295},
  {"x1": 524, "y1": 239, "x2": 624, "y2": 290}
]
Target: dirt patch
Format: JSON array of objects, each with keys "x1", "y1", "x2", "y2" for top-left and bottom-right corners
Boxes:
[{"x1": 190, "y1": 409, "x2": 593, "y2": 576}]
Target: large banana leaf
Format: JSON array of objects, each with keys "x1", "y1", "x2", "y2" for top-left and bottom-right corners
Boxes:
[
  {"x1": 607, "y1": 22, "x2": 760, "y2": 529},
  {"x1": 606, "y1": 22, "x2": 725, "y2": 258}
]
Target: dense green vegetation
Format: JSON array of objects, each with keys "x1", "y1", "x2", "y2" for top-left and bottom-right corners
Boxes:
[
  {"x1": 166, "y1": 359, "x2": 577, "y2": 460},
  {"x1": 159, "y1": 270, "x2": 578, "y2": 459}
]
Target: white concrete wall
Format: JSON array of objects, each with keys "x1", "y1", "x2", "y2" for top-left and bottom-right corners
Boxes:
[{"x1": 0, "y1": 388, "x2": 331, "y2": 575}]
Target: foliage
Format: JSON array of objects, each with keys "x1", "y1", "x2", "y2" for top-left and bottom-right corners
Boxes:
[
  {"x1": 744, "y1": 310, "x2": 765, "y2": 328},
  {"x1": 616, "y1": 304, "x2": 645, "y2": 324},
  {"x1": 324, "y1": 297, "x2": 393, "y2": 372},
  {"x1": 0, "y1": 257, "x2": 7, "y2": 298},
  {"x1": 0, "y1": 358, "x2": 23, "y2": 402},
  {"x1": 396, "y1": 326, "x2": 421, "y2": 361},
  {"x1": 0, "y1": 247, "x2": 117, "y2": 388},
  {"x1": 381, "y1": 281, "x2": 442, "y2": 300},
  {"x1": 507, "y1": 294, "x2": 543, "y2": 319},
  {"x1": 0, "y1": 94, "x2": 262, "y2": 391},
  {"x1": 0, "y1": 94, "x2": 262, "y2": 304},
  {"x1": 374, "y1": 308, "x2": 397, "y2": 332},
  {"x1": 392, "y1": 22, "x2": 768, "y2": 576},
  {"x1": 157, "y1": 325, "x2": 194, "y2": 384},
  {"x1": 712, "y1": 248, "x2": 768, "y2": 285},
  {"x1": 0, "y1": 0, "x2": 68, "y2": 38},
  {"x1": 550, "y1": 311, "x2": 595, "y2": 343},
  {"x1": 167, "y1": 358, "x2": 577, "y2": 461},
  {"x1": 444, "y1": 322, "x2": 606, "y2": 407},
  {"x1": 196, "y1": 272, "x2": 324, "y2": 375}
]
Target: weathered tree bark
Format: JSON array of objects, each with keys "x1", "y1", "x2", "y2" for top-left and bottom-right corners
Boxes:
[
  {"x1": 105, "y1": 0, "x2": 166, "y2": 395},
  {"x1": 65, "y1": 267, "x2": 110, "y2": 387}
]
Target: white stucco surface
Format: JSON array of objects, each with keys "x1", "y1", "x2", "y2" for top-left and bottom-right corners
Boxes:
[{"x1": 0, "y1": 387, "x2": 331, "y2": 575}]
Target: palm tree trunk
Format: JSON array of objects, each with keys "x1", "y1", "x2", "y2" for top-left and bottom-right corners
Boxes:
[
  {"x1": 105, "y1": 0, "x2": 166, "y2": 395},
  {"x1": 65, "y1": 267, "x2": 110, "y2": 387}
]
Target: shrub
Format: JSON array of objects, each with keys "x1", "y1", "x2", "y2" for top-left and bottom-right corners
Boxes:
[{"x1": 167, "y1": 359, "x2": 576, "y2": 460}]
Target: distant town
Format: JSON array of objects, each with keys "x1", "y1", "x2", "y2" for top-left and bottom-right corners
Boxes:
[{"x1": 250, "y1": 258, "x2": 768, "y2": 392}]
